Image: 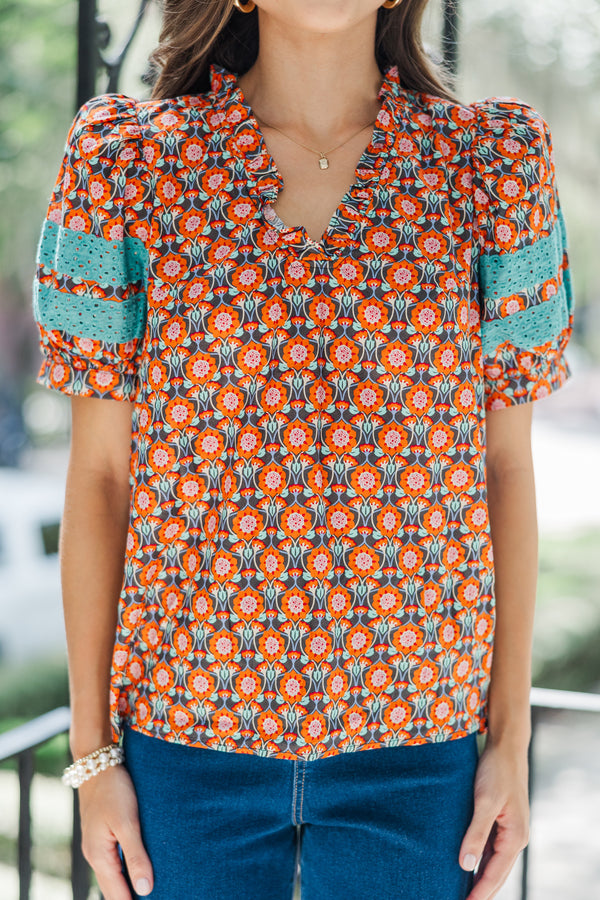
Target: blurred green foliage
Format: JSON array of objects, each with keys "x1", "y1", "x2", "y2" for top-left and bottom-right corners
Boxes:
[
  {"x1": 0, "y1": 654, "x2": 69, "y2": 775},
  {"x1": 0, "y1": 0, "x2": 77, "y2": 295},
  {"x1": 533, "y1": 527, "x2": 600, "y2": 691},
  {"x1": 0, "y1": 653, "x2": 69, "y2": 719}
]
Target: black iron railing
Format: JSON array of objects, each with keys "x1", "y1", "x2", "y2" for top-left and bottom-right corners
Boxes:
[
  {"x1": 521, "y1": 687, "x2": 600, "y2": 900},
  {"x1": 0, "y1": 707, "x2": 90, "y2": 900},
  {"x1": 2, "y1": 688, "x2": 599, "y2": 900},
  {"x1": 441, "y1": 0, "x2": 460, "y2": 77},
  {"x1": 77, "y1": 0, "x2": 154, "y2": 109}
]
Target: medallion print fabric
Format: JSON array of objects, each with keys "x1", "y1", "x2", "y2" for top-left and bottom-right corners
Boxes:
[{"x1": 32, "y1": 62, "x2": 574, "y2": 760}]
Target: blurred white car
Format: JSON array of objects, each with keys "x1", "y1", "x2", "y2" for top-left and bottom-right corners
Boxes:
[{"x1": 0, "y1": 467, "x2": 66, "y2": 662}]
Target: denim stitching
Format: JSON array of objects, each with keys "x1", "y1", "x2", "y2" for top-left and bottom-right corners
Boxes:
[
  {"x1": 292, "y1": 759, "x2": 299, "y2": 825},
  {"x1": 298, "y1": 759, "x2": 307, "y2": 824}
]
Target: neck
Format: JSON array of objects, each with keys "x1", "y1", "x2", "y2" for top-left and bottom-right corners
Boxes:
[{"x1": 236, "y1": 9, "x2": 384, "y2": 147}]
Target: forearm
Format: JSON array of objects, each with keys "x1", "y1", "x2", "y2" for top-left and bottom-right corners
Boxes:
[
  {"x1": 61, "y1": 457, "x2": 131, "y2": 759},
  {"x1": 485, "y1": 453, "x2": 538, "y2": 752}
]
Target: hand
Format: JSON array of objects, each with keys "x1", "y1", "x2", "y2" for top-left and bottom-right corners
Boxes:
[
  {"x1": 459, "y1": 738, "x2": 530, "y2": 900},
  {"x1": 78, "y1": 763, "x2": 154, "y2": 900}
]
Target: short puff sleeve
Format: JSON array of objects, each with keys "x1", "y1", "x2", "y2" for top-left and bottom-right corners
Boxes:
[
  {"x1": 471, "y1": 97, "x2": 575, "y2": 410},
  {"x1": 32, "y1": 93, "x2": 151, "y2": 402}
]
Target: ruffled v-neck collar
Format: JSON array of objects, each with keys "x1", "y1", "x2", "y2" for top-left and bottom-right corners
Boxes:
[{"x1": 206, "y1": 61, "x2": 411, "y2": 252}]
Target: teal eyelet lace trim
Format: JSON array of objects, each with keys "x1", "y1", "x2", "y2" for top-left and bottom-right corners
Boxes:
[
  {"x1": 479, "y1": 207, "x2": 573, "y2": 356},
  {"x1": 481, "y1": 283, "x2": 570, "y2": 358},
  {"x1": 479, "y1": 208, "x2": 567, "y2": 304},
  {"x1": 33, "y1": 222, "x2": 148, "y2": 342}
]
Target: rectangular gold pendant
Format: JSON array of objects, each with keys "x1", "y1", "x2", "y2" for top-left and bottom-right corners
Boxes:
[{"x1": 319, "y1": 156, "x2": 329, "y2": 169}]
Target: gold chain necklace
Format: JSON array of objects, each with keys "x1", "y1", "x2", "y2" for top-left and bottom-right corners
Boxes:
[{"x1": 255, "y1": 114, "x2": 378, "y2": 169}]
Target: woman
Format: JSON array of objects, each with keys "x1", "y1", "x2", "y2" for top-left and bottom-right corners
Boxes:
[{"x1": 32, "y1": 1, "x2": 575, "y2": 898}]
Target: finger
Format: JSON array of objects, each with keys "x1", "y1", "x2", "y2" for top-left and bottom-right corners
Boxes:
[
  {"x1": 459, "y1": 798, "x2": 498, "y2": 873},
  {"x1": 117, "y1": 820, "x2": 154, "y2": 897},
  {"x1": 465, "y1": 843, "x2": 522, "y2": 900},
  {"x1": 468, "y1": 819, "x2": 527, "y2": 900},
  {"x1": 84, "y1": 838, "x2": 134, "y2": 900},
  {"x1": 472, "y1": 823, "x2": 496, "y2": 887}
]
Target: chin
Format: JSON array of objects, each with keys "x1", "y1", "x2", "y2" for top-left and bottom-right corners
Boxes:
[{"x1": 260, "y1": 0, "x2": 377, "y2": 33}]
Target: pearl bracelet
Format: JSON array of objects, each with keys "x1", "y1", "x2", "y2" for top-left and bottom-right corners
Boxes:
[{"x1": 62, "y1": 743, "x2": 124, "y2": 788}]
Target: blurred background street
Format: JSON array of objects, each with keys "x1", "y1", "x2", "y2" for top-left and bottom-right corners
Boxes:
[{"x1": 1, "y1": 0, "x2": 599, "y2": 898}]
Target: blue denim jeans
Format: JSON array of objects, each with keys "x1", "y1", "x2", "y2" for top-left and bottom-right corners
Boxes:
[{"x1": 120, "y1": 725, "x2": 478, "y2": 900}]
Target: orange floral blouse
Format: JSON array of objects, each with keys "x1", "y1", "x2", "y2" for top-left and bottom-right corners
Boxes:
[{"x1": 32, "y1": 62, "x2": 574, "y2": 759}]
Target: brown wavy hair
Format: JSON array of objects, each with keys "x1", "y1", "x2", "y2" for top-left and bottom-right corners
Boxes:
[{"x1": 148, "y1": 0, "x2": 461, "y2": 103}]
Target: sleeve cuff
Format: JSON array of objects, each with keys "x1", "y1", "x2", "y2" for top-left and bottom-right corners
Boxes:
[
  {"x1": 35, "y1": 348, "x2": 141, "y2": 402},
  {"x1": 483, "y1": 336, "x2": 573, "y2": 410}
]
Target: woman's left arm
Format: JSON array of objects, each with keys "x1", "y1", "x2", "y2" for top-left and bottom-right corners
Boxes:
[{"x1": 460, "y1": 400, "x2": 537, "y2": 900}]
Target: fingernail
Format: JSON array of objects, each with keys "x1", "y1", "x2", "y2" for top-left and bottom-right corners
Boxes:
[
  {"x1": 135, "y1": 878, "x2": 151, "y2": 896},
  {"x1": 463, "y1": 853, "x2": 478, "y2": 871}
]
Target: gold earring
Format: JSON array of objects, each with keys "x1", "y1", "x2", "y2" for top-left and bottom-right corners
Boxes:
[
  {"x1": 233, "y1": 0, "x2": 256, "y2": 11},
  {"x1": 382, "y1": 0, "x2": 402, "y2": 8}
]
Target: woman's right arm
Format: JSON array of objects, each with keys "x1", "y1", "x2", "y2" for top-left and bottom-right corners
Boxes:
[{"x1": 63, "y1": 395, "x2": 153, "y2": 899}]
